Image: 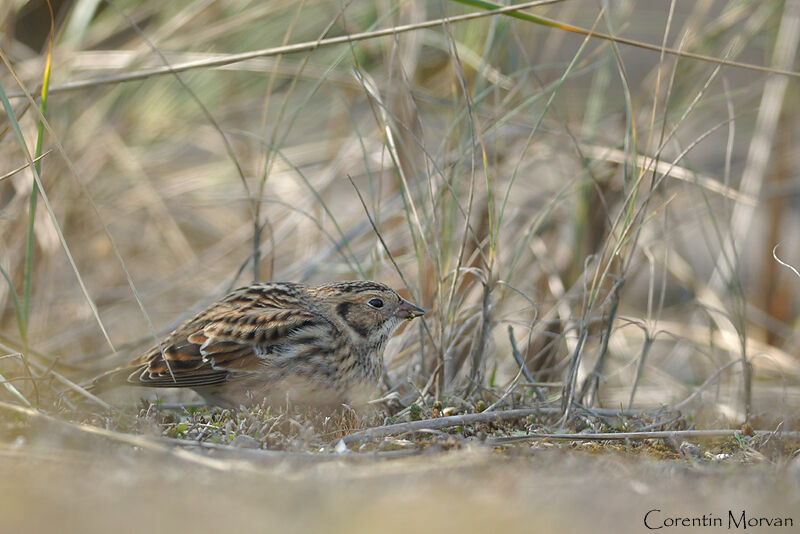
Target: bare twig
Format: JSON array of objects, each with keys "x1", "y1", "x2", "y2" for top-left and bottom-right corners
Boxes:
[
  {"x1": 0, "y1": 338, "x2": 111, "y2": 410},
  {"x1": 0, "y1": 369, "x2": 31, "y2": 407},
  {"x1": 628, "y1": 334, "x2": 654, "y2": 410},
  {"x1": 342, "y1": 408, "x2": 541, "y2": 445},
  {"x1": 558, "y1": 324, "x2": 588, "y2": 425},
  {"x1": 578, "y1": 277, "x2": 624, "y2": 406},
  {"x1": 487, "y1": 429, "x2": 800, "y2": 446},
  {"x1": 483, "y1": 368, "x2": 523, "y2": 413},
  {"x1": 507, "y1": 326, "x2": 534, "y2": 383},
  {"x1": 342, "y1": 406, "x2": 644, "y2": 445},
  {"x1": 0, "y1": 151, "x2": 53, "y2": 182}
]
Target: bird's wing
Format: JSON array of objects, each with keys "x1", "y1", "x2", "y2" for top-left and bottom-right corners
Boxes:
[{"x1": 105, "y1": 304, "x2": 320, "y2": 390}]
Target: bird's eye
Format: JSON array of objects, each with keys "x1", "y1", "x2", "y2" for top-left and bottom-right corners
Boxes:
[{"x1": 367, "y1": 298, "x2": 384, "y2": 309}]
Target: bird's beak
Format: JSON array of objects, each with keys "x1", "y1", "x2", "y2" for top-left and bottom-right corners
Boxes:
[{"x1": 395, "y1": 298, "x2": 425, "y2": 320}]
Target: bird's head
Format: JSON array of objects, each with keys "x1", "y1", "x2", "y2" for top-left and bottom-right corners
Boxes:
[{"x1": 310, "y1": 280, "x2": 425, "y2": 351}]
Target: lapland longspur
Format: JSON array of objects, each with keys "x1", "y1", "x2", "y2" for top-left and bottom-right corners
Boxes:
[{"x1": 87, "y1": 281, "x2": 424, "y2": 408}]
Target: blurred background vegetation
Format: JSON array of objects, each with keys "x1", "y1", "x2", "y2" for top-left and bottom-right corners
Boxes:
[
  {"x1": 2, "y1": 3, "x2": 800, "y2": 533},
  {"x1": 1, "y1": 0, "x2": 799, "y2": 430}
]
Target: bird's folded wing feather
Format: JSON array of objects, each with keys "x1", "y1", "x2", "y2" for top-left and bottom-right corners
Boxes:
[{"x1": 120, "y1": 306, "x2": 319, "y2": 388}]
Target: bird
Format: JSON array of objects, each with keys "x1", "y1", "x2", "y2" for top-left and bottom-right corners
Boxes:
[{"x1": 85, "y1": 280, "x2": 424, "y2": 408}]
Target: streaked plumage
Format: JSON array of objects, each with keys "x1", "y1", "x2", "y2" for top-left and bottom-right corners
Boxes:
[{"x1": 88, "y1": 281, "x2": 424, "y2": 408}]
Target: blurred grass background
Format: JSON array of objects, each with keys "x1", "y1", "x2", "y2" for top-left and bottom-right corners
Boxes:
[
  {"x1": 2, "y1": 2, "x2": 800, "y2": 533},
  {"x1": 1, "y1": 0, "x2": 799, "y2": 426}
]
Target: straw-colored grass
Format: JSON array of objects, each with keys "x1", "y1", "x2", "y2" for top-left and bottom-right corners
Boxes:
[{"x1": 1, "y1": 1, "x2": 799, "y2": 531}]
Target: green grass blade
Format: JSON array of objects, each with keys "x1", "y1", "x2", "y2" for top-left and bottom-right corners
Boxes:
[
  {"x1": 0, "y1": 264, "x2": 24, "y2": 339},
  {"x1": 24, "y1": 10, "x2": 53, "y2": 341},
  {"x1": 0, "y1": 82, "x2": 32, "y2": 340}
]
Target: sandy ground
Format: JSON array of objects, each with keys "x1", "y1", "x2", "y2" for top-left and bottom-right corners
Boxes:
[{"x1": 2, "y1": 440, "x2": 798, "y2": 534}]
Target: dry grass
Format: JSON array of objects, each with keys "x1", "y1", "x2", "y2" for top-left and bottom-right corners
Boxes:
[{"x1": 1, "y1": 0, "x2": 800, "y2": 531}]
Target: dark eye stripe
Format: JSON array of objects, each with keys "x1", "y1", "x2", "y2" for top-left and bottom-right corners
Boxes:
[{"x1": 336, "y1": 301, "x2": 352, "y2": 318}]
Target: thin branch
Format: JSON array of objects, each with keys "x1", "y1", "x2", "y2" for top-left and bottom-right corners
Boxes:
[
  {"x1": 342, "y1": 408, "x2": 542, "y2": 445},
  {"x1": 0, "y1": 151, "x2": 52, "y2": 182},
  {"x1": 508, "y1": 325, "x2": 545, "y2": 402},
  {"x1": 341, "y1": 405, "x2": 644, "y2": 445},
  {"x1": 673, "y1": 359, "x2": 742, "y2": 411},
  {"x1": 487, "y1": 429, "x2": 800, "y2": 446}
]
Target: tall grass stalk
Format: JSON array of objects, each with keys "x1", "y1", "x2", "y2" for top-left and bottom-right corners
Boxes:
[{"x1": 22, "y1": 2, "x2": 54, "y2": 344}]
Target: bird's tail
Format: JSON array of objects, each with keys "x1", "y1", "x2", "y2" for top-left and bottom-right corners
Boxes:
[{"x1": 61, "y1": 368, "x2": 127, "y2": 409}]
